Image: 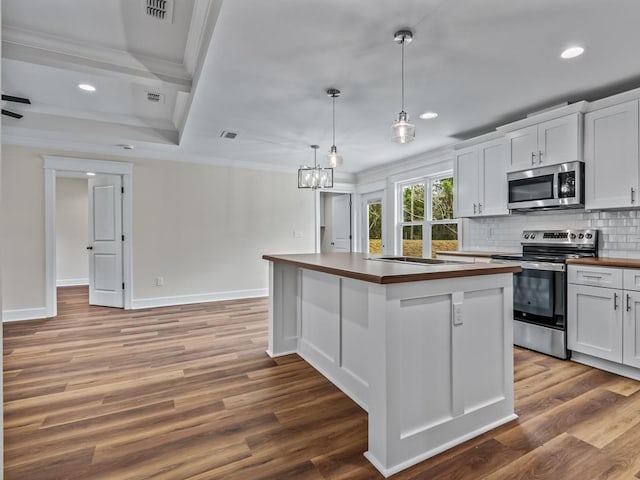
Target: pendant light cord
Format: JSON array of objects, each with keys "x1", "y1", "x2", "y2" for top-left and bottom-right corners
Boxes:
[
  {"x1": 401, "y1": 39, "x2": 405, "y2": 113},
  {"x1": 332, "y1": 95, "x2": 336, "y2": 146}
]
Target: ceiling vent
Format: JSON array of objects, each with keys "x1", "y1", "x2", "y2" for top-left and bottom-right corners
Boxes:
[
  {"x1": 220, "y1": 131, "x2": 238, "y2": 140},
  {"x1": 146, "y1": 91, "x2": 165, "y2": 103},
  {"x1": 144, "y1": 0, "x2": 174, "y2": 23}
]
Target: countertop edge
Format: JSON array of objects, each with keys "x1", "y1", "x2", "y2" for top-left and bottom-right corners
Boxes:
[
  {"x1": 566, "y1": 257, "x2": 640, "y2": 268},
  {"x1": 263, "y1": 254, "x2": 521, "y2": 284}
]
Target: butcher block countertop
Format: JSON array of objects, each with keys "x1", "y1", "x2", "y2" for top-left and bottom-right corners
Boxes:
[
  {"x1": 566, "y1": 257, "x2": 640, "y2": 268},
  {"x1": 263, "y1": 252, "x2": 521, "y2": 284}
]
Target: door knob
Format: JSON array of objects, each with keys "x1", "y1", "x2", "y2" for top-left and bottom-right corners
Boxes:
[{"x1": 86, "y1": 246, "x2": 93, "y2": 250}]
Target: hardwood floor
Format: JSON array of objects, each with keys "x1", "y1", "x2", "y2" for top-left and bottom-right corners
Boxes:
[{"x1": 4, "y1": 286, "x2": 640, "y2": 479}]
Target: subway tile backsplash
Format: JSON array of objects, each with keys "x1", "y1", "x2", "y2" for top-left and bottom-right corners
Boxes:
[{"x1": 464, "y1": 209, "x2": 640, "y2": 258}]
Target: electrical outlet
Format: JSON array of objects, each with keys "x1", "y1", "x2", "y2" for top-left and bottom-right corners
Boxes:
[
  {"x1": 156, "y1": 276, "x2": 164, "y2": 286},
  {"x1": 453, "y1": 303, "x2": 463, "y2": 325},
  {"x1": 294, "y1": 231, "x2": 303, "y2": 238}
]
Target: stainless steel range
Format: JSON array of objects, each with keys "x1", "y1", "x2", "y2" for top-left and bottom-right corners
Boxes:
[{"x1": 492, "y1": 229, "x2": 599, "y2": 359}]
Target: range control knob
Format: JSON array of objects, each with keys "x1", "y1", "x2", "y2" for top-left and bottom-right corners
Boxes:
[
  {"x1": 578, "y1": 233, "x2": 584, "y2": 239},
  {"x1": 530, "y1": 234, "x2": 536, "y2": 240},
  {"x1": 524, "y1": 234, "x2": 530, "y2": 239},
  {"x1": 586, "y1": 233, "x2": 593, "y2": 239},
  {"x1": 570, "y1": 233, "x2": 577, "y2": 239}
]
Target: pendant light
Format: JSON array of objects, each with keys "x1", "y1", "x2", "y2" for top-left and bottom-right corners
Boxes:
[
  {"x1": 391, "y1": 29, "x2": 415, "y2": 144},
  {"x1": 298, "y1": 145, "x2": 333, "y2": 189},
  {"x1": 326, "y1": 88, "x2": 343, "y2": 167}
]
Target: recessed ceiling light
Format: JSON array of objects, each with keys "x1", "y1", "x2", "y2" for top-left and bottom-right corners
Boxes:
[
  {"x1": 419, "y1": 111, "x2": 439, "y2": 120},
  {"x1": 86, "y1": 172, "x2": 96, "y2": 176},
  {"x1": 560, "y1": 46, "x2": 584, "y2": 59},
  {"x1": 78, "y1": 83, "x2": 96, "y2": 92}
]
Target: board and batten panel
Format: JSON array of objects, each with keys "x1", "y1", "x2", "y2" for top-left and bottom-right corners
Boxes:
[
  {"x1": 340, "y1": 278, "x2": 369, "y2": 387},
  {"x1": 300, "y1": 269, "x2": 340, "y2": 363},
  {"x1": 461, "y1": 288, "x2": 505, "y2": 412},
  {"x1": 397, "y1": 294, "x2": 453, "y2": 436}
]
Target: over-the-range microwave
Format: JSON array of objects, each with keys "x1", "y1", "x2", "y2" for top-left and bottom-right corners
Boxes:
[{"x1": 507, "y1": 161, "x2": 585, "y2": 211}]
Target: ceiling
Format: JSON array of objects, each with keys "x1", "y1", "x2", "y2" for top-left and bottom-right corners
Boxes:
[{"x1": 3, "y1": 0, "x2": 640, "y2": 176}]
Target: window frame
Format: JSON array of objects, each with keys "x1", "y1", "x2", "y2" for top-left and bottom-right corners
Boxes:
[{"x1": 396, "y1": 172, "x2": 459, "y2": 257}]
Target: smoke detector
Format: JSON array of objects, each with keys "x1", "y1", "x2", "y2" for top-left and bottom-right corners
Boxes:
[
  {"x1": 220, "y1": 131, "x2": 238, "y2": 140},
  {"x1": 144, "y1": 0, "x2": 174, "y2": 23}
]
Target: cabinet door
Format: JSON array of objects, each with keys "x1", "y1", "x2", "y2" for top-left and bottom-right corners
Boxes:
[
  {"x1": 454, "y1": 148, "x2": 478, "y2": 217},
  {"x1": 568, "y1": 284, "x2": 623, "y2": 362},
  {"x1": 537, "y1": 114, "x2": 580, "y2": 166},
  {"x1": 623, "y1": 290, "x2": 640, "y2": 368},
  {"x1": 585, "y1": 100, "x2": 639, "y2": 209},
  {"x1": 505, "y1": 125, "x2": 538, "y2": 172},
  {"x1": 478, "y1": 139, "x2": 508, "y2": 216}
]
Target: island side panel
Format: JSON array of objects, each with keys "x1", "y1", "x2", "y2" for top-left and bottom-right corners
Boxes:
[
  {"x1": 365, "y1": 273, "x2": 516, "y2": 477},
  {"x1": 297, "y1": 270, "x2": 370, "y2": 409},
  {"x1": 267, "y1": 261, "x2": 300, "y2": 357}
]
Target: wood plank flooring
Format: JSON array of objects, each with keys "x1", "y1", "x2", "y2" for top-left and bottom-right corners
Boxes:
[{"x1": 4, "y1": 286, "x2": 640, "y2": 479}]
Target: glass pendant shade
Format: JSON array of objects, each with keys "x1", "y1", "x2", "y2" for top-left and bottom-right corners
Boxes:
[
  {"x1": 326, "y1": 145, "x2": 343, "y2": 167},
  {"x1": 391, "y1": 111, "x2": 416, "y2": 144}
]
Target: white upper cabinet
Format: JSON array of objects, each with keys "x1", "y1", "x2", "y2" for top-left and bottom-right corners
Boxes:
[
  {"x1": 505, "y1": 113, "x2": 582, "y2": 172},
  {"x1": 454, "y1": 137, "x2": 508, "y2": 218},
  {"x1": 585, "y1": 100, "x2": 640, "y2": 210}
]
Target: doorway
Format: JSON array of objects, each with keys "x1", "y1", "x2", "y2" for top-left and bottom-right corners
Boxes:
[
  {"x1": 44, "y1": 156, "x2": 133, "y2": 317},
  {"x1": 319, "y1": 192, "x2": 352, "y2": 253},
  {"x1": 361, "y1": 191, "x2": 385, "y2": 254}
]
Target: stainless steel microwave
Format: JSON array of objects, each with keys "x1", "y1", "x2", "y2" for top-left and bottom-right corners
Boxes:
[{"x1": 507, "y1": 161, "x2": 585, "y2": 210}]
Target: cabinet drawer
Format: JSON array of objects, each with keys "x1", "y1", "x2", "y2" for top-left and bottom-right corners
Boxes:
[
  {"x1": 568, "y1": 265, "x2": 623, "y2": 288},
  {"x1": 624, "y1": 269, "x2": 640, "y2": 292}
]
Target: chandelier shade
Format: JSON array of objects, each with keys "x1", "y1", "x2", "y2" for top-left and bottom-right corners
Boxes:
[{"x1": 298, "y1": 145, "x2": 333, "y2": 189}]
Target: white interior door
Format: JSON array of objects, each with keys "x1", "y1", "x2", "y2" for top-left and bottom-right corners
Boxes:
[
  {"x1": 88, "y1": 174, "x2": 123, "y2": 307},
  {"x1": 331, "y1": 194, "x2": 351, "y2": 252}
]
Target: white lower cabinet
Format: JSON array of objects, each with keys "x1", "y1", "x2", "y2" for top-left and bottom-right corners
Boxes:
[
  {"x1": 567, "y1": 283, "x2": 622, "y2": 362},
  {"x1": 568, "y1": 265, "x2": 640, "y2": 377}
]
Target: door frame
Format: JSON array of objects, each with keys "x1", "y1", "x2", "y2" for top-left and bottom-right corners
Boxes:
[
  {"x1": 315, "y1": 183, "x2": 356, "y2": 253},
  {"x1": 44, "y1": 156, "x2": 133, "y2": 317}
]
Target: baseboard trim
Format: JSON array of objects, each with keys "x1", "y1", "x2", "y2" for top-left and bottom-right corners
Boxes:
[
  {"x1": 131, "y1": 288, "x2": 268, "y2": 309},
  {"x1": 3, "y1": 307, "x2": 49, "y2": 322},
  {"x1": 56, "y1": 278, "x2": 89, "y2": 287}
]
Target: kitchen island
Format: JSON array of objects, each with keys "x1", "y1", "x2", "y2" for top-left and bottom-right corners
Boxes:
[{"x1": 262, "y1": 252, "x2": 520, "y2": 477}]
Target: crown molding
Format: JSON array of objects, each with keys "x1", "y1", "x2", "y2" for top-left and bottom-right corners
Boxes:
[{"x1": 3, "y1": 26, "x2": 192, "y2": 89}]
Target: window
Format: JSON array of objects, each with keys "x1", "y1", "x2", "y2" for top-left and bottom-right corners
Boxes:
[{"x1": 398, "y1": 175, "x2": 458, "y2": 258}]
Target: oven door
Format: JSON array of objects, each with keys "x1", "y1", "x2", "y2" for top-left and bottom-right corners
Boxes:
[{"x1": 513, "y1": 262, "x2": 566, "y2": 329}]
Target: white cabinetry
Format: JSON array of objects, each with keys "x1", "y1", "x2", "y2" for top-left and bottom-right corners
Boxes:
[
  {"x1": 454, "y1": 137, "x2": 508, "y2": 218},
  {"x1": 568, "y1": 264, "x2": 640, "y2": 378},
  {"x1": 504, "y1": 113, "x2": 582, "y2": 172},
  {"x1": 584, "y1": 100, "x2": 640, "y2": 209}
]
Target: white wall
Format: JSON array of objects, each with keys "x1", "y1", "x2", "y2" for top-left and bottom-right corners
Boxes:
[
  {"x1": 1, "y1": 145, "x2": 316, "y2": 314},
  {"x1": 55, "y1": 177, "x2": 88, "y2": 285}
]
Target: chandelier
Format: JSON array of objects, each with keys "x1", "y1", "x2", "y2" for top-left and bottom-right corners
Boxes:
[{"x1": 298, "y1": 145, "x2": 333, "y2": 189}]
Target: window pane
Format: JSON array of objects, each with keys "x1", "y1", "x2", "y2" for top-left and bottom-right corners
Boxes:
[
  {"x1": 402, "y1": 225, "x2": 423, "y2": 257},
  {"x1": 431, "y1": 223, "x2": 458, "y2": 258},
  {"x1": 432, "y1": 177, "x2": 454, "y2": 220},
  {"x1": 368, "y1": 202, "x2": 382, "y2": 254},
  {"x1": 402, "y1": 184, "x2": 424, "y2": 222}
]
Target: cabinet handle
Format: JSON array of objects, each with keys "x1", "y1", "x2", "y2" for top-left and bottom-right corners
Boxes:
[
  {"x1": 632, "y1": 188, "x2": 636, "y2": 204},
  {"x1": 614, "y1": 293, "x2": 619, "y2": 310},
  {"x1": 538, "y1": 150, "x2": 543, "y2": 164},
  {"x1": 531, "y1": 152, "x2": 536, "y2": 165},
  {"x1": 582, "y1": 274, "x2": 602, "y2": 279},
  {"x1": 627, "y1": 294, "x2": 632, "y2": 312},
  {"x1": 478, "y1": 203, "x2": 482, "y2": 213},
  {"x1": 473, "y1": 203, "x2": 477, "y2": 214}
]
